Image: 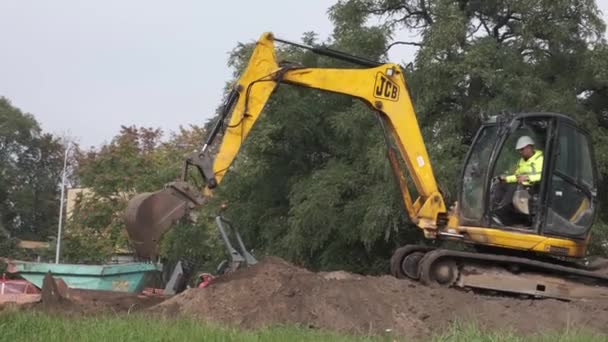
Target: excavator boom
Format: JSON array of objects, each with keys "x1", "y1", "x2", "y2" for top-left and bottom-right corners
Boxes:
[{"x1": 125, "y1": 32, "x2": 447, "y2": 259}]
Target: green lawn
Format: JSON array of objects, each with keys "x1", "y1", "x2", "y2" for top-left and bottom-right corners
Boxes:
[{"x1": 0, "y1": 310, "x2": 605, "y2": 342}]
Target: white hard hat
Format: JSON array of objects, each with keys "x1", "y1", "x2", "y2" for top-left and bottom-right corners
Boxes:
[{"x1": 515, "y1": 136, "x2": 535, "y2": 150}]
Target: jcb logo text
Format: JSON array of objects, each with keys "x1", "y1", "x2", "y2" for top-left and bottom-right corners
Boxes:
[{"x1": 374, "y1": 73, "x2": 400, "y2": 101}]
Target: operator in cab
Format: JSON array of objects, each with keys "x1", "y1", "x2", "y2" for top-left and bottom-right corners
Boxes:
[
  {"x1": 499, "y1": 136, "x2": 544, "y2": 185},
  {"x1": 493, "y1": 136, "x2": 544, "y2": 226}
]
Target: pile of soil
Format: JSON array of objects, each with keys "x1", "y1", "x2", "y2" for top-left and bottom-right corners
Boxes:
[{"x1": 153, "y1": 257, "x2": 608, "y2": 339}]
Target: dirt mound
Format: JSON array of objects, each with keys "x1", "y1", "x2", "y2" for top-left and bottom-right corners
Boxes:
[{"x1": 154, "y1": 256, "x2": 608, "y2": 339}]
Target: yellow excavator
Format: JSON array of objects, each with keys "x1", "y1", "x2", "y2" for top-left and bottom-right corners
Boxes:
[{"x1": 125, "y1": 32, "x2": 607, "y2": 300}]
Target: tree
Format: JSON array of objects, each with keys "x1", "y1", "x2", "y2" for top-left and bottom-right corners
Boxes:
[{"x1": 0, "y1": 97, "x2": 64, "y2": 249}]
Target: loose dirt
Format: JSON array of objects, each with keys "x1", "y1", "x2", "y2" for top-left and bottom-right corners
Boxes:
[
  {"x1": 153, "y1": 256, "x2": 608, "y2": 340},
  {"x1": 1, "y1": 277, "x2": 166, "y2": 315},
  {"x1": 37, "y1": 289, "x2": 166, "y2": 315}
]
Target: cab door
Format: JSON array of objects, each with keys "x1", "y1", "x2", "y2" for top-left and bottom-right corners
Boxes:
[
  {"x1": 459, "y1": 123, "x2": 500, "y2": 226},
  {"x1": 542, "y1": 121, "x2": 597, "y2": 239}
]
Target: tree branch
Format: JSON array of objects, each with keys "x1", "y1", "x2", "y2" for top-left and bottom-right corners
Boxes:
[
  {"x1": 479, "y1": 15, "x2": 492, "y2": 37},
  {"x1": 382, "y1": 40, "x2": 424, "y2": 55},
  {"x1": 419, "y1": 0, "x2": 434, "y2": 25},
  {"x1": 467, "y1": 20, "x2": 485, "y2": 39},
  {"x1": 366, "y1": 1, "x2": 434, "y2": 28}
]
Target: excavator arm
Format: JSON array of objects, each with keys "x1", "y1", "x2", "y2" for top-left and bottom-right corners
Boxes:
[
  {"x1": 209, "y1": 33, "x2": 446, "y2": 221},
  {"x1": 125, "y1": 32, "x2": 446, "y2": 259}
]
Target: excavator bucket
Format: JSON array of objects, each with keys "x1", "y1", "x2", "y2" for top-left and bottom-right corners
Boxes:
[
  {"x1": 124, "y1": 149, "x2": 212, "y2": 260},
  {"x1": 125, "y1": 190, "x2": 189, "y2": 259}
]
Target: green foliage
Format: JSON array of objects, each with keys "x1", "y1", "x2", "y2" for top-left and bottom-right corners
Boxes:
[
  {"x1": 76, "y1": 126, "x2": 176, "y2": 196},
  {"x1": 0, "y1": 236, "x2": 18, "y2": 267},
  {"x1": 159, "y1": 219, "x2": 225, "y2": 275},
  {"x1": 0, "y1": 97, "x2": 63, "y2": 243},
  {"x1": 60, "y1": 193, "x2": 119, "y2": 263}
]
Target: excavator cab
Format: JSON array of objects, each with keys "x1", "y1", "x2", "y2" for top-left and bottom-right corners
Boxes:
[{"x1": 460, "y1": 113, "x2": 598, "y2": 240}]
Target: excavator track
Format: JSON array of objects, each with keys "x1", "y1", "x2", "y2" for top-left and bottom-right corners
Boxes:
[{"x1": 391, "y1": 245, "x2": 608, "y2": 300}]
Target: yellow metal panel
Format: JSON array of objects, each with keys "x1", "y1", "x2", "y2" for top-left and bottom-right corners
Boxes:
[
  {"x1": 457, "y1": 226, "x2": 587, "y2": 257},
  {"x1": 387, "y1": 147, "x2": 417, "y2": 222},
  {"x1": 212, "y1": 33, "x2": 280, "y2": 185}
]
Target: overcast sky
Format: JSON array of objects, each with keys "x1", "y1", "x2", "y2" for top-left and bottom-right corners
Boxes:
[{"x1": 1, "y1": 1, "x2": 607, "y2": 149}]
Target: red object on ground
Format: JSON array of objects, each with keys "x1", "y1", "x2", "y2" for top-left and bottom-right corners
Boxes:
[
  {"x1": 0, "y1": 273, "x2": 40, "y2": 295},
  {"x1": 141, "y1": 273, "x2": 216, "y2": 295},
  {"x1": 197, "y1": 273, "x2": 215, "y2": 288}
]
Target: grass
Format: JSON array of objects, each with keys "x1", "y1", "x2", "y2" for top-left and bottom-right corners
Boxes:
[
  {"x1": 0, "y1": 310, "x2": 380, "y2": 342},
  {"x1": 433, "y1": 322, "x2": 607, "y2": 342},
  {"x1": 0, "y1": 310, "x2": 606, "y2": 342}
]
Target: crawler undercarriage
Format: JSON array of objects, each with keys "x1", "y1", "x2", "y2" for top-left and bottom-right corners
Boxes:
[{"x1": 391, "y1": 245, "x2": 608, "y2": 300}]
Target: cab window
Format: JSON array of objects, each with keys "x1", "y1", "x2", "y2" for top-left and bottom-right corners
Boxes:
[
  {"x1": 544, "y1": 124, "x2": 596, "y2": 238},
  {"x1": 460, "y1": 125, "x2": 498, "y2": 224}
]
